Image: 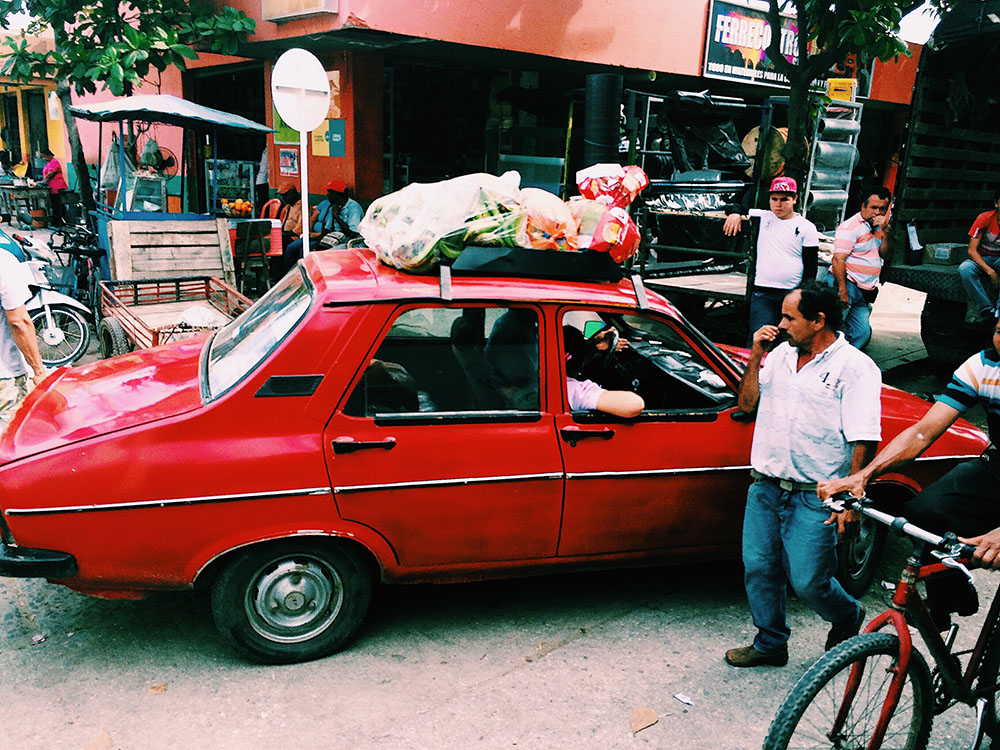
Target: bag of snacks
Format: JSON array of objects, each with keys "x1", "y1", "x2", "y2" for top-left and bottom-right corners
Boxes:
[
  {"x1": 515, "y1": 188, "x2": 577, "y2": 251},
  {"x1": 567, "y1": 198, "x2": 642, "y2": 263},
  {"x1": 576, "y1": 163, "x2": 649, "y2": 209}
]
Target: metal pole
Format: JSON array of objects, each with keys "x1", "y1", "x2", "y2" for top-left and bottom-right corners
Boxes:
[{"x1": 300, "y1": 128, "x2": 310, "y2": 258}]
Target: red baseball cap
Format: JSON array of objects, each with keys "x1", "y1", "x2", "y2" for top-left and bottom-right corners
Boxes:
[
  {"x1": 769, "y1": 176, "x2": 797, "y2": 194},
  {"x1": 324, "y1": 179, "x2": 348, "y2": 193}
]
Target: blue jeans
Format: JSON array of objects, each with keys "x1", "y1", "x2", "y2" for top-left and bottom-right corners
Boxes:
[
  {"x1": 823, "y1": 274, "x2": 872, "y2": 349},
  {"x1": 742, "y1": 478, "x2": 861, "y2": 653},
  {"x1": 747, "y1": 287, "x2": 790, "y2": 345},
  {"x1": 959, "y1": 255, "x2": 1000, "y2": 317}
]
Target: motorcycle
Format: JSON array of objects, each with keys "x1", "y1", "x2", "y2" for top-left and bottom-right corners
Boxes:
[{"x1": 6, "y1": 231, "x2": 94, "y2": 368}]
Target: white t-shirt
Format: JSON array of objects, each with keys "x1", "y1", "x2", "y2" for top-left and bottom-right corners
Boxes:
[
  {"x1": 749, "y1": 209, "x2": 819, "y2": 289},
  {"x1": 0, "y1": 250, "x2": 31, "y2": 378},
  {"x1": 750, "y1": 334, "x2": 882, "y2": 483},
  {"x1": 567, "y1": 376, "x2": 605, "y2": 411}
]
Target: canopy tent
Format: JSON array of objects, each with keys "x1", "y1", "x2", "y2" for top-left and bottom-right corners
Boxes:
[{"x1": 69, "y1": 94, "x2": 272, "y2": 133}]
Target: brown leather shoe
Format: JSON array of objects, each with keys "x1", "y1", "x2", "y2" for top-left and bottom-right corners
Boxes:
[{"x1": 725, "y1": 644, "x2": 788, "y2": 667}]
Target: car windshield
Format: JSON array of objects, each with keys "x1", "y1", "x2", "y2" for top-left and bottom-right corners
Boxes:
[{"x1": 204, "y1": 270, "x2": 313, "y2": 399}]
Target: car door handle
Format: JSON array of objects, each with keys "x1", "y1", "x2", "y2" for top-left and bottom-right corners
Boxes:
[
  {"x1": 559, "y1": 426, "x2": 615, "y2": 447},
  {"x1": 331, "y1": 437, "x2": 397, "y2": 454}
]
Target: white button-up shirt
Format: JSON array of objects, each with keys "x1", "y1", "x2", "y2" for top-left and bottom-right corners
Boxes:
[{"x1": 750, "y1": 333, "x2": 882, "y2": 483}]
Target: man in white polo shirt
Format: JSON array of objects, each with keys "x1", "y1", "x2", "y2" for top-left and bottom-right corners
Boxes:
[
  {"x1": 725, "y1": 282, "x2": 882, "y2": 668},
  {"x1": 827, "y1": 186, "x2": 892, "y2": 349},
  {"x1": 0, "y1": 249, "x2": 46, "y2": 428}
]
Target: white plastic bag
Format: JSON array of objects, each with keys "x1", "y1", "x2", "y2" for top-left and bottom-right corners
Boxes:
[{"x1": 359, "y1": 172, "x2": 521, "y2": 272}]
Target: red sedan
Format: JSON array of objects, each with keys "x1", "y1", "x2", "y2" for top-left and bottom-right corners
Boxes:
[{"x1": 0, "y1": 249, "x2": 988, "y2": 663}]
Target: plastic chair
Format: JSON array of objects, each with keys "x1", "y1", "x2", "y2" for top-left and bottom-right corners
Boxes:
[
  {"x1": 234, "y1": 219, "x2": 271, "y2": 297},
  {"x1": 259, "y1": 198, "x2": 283, "y2": 220}
]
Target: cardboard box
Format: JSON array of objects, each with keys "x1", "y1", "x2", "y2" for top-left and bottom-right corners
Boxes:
[
  {"x1": 923, "y1": 242, "x2": 966, "y2": 265},
  {"x1": 827, "y1": 78, "x2": 857, "y2": 102}
]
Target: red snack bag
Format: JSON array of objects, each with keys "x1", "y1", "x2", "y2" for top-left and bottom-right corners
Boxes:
[
  {"x1": 567, "y1": 199, "x2": 642, "y2": 263},
  {"x1": 576, "y1": 164, "x2": 648, "y2": 209}
]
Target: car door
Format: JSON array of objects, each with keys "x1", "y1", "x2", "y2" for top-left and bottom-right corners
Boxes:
[
  {"x1": 323, "y1": 303, "x2": 564, "y2": 569},
  {"x1": 554, "y1": 307, "x2": 755, "y2": 558}
]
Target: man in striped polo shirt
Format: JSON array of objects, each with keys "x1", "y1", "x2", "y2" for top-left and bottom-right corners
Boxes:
[
  {"x1": 827, "y1": 187, "x2": 892, "y2": 349},
  {"x1": 819, "y1": 316, "x2": 1000, "y2": 627}
]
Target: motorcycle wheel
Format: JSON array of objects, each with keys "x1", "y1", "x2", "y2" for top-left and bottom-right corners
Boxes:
[{"x1": 30, "y1": 304, "x2": 91, "y2": 367}]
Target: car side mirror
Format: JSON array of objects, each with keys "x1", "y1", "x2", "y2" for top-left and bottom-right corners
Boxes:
[{"x1": 730, "y1": 409, "x2": 756, "y2": 423}]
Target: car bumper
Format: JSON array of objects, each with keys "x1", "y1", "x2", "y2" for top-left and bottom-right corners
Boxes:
[{"x1": 0, "y1": 542, "x2": 76, "y2": 578}]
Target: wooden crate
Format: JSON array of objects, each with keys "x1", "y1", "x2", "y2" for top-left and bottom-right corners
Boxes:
[{"x1": 107, "y1": 218, "x2": 236, "y2": 286}]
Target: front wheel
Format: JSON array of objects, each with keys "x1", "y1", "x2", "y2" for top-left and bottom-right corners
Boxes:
[
  {"x1": 210, "y1": 541, "x2": 373, "y2": 664},
  {"x1": 763, "y1": 633, "x2": 933, "y2": 750},
  {"x1": 30, "y1": 304, "x2": 91, "y2": 367}
]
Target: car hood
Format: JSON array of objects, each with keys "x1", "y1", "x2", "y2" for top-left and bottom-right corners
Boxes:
[{"x1": 0, "y1": 338, "x2": 205, "y2": 461}]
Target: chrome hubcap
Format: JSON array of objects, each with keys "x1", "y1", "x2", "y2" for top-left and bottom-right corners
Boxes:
[{"x1": 246, "y1": 557, "x2": 343, "y2": 643}]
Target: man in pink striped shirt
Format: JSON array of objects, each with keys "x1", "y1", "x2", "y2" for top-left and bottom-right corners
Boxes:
[{"x1": 827, "y1": 187, "x2": 892, "y2": 349}]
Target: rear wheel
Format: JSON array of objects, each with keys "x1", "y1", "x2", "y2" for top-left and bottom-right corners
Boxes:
[
  {"x1": 836, "y1": 511, "x2": 888, "y2": 598},
  {"x1": 763, "y1": 633, "x2": 933, "y2": 750},
  {"x1": 30, "y1": 304, "x2": 91, "y2": 367},
  {"x1": 210, "y1": 540, "x2": 373, "y2": 664},
  {"x1": 98, "y1": 317, "x2": 130, "y2": 358}
]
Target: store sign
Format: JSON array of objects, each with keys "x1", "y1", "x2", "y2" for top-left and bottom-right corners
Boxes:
[
  {"x1": 262, "y1": 0, "x2": 338, "y2": 23},
  {"x1": 703, "y1": 0, "x2": 800, "y2": 87}
]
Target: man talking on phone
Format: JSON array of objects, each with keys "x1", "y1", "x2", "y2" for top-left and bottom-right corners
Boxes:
[{"x1": 725, "y1": 282, "x2": 882, "y2": 668}]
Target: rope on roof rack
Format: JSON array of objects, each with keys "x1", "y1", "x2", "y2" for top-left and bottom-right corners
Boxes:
[
  {"x1": 440, "y1": 264, "x2": 453, "y2": 301},
  {"x1": 631, "y1": 273, "x2": 649, "y2": 310}
]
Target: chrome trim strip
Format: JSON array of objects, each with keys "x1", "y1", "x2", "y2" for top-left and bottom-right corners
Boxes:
[
  {"x1": 913, "y1": 453, "x2": 983, "y2": 463},
  {"x1": 334, "y1": 472, "x2": 563, "y2": 494},
  {"x1": 566, "y1": 465, "x2": 752, "y2": 480},
  {"x1": 5, "y1": 487, "x2": 332, "y2": 517}
]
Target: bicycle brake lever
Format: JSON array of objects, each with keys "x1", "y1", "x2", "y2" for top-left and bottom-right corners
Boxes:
[{"x1": 932, "y1": 551, "x2": 975, "y2": 585}]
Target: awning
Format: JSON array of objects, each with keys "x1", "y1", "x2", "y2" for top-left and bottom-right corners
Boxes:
[{"x1": 68, "y1": 94, "x2": 272, "y2": 133}]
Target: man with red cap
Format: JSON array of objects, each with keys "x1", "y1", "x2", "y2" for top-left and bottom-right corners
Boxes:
[
  {"x1": 723, "y1": 177, "x2": 820, "y2": 342},
  {"x1": 281, "y1": 179, "x2": 364, "y2": 275}
]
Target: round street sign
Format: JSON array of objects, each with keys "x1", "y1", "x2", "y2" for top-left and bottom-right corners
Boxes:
[{"x1": 270, "y1": 48, "x2": 331, "y2": 133}]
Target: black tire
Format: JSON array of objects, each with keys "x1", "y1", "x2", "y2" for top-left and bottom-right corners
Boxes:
[
  {"x1": 977, "y1": 626, "x2": 1000, "y2": 740},
  {"x1": 763, "y1": 633, "x2": 933, "y2": 750},
  {"x1": 836, "y1": 510, "x2": 888, "y2": 598},
  {"x1": 30, "y1": 304, "x2": 91, "y2": 367},
  {"x1": 210, "y1": 540, "x2": 373, "y2": 664},
  {"x1": 920, "y1": 297, "x2": 991, "y2": 369},
  {"x1": 98, "y1": 317, "x2": 130, "y2": 358}
]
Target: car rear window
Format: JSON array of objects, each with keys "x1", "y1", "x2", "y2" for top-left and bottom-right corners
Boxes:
[{"x1": 204, "y1": 270, "x2": 313, "y2": 399}]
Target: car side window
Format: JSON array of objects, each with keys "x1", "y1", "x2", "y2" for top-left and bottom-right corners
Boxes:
[
  {"x1": 562, "y1": 309, "x2": 734, "y2": 414},
  {"x1": 343, "y1": 305, "x2": 540, "y2": 418}
]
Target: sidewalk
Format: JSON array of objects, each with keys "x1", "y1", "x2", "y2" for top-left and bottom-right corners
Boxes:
[{"x1": 865, "y1": 282, "x2": 927, "y2": 371}]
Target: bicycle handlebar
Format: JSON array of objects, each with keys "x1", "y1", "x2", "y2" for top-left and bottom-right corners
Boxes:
[{"x1": 824, "y1": 492, "x2": 978, "y2": 561}]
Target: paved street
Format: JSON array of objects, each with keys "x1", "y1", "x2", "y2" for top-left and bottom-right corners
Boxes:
[{"x1": 0, "y1": 275, "x2": 995, "y2": 749}]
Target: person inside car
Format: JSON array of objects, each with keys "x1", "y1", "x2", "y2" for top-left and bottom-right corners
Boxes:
[{"x1": 563, "y1": 325, "x2": 644, "y2": 418}]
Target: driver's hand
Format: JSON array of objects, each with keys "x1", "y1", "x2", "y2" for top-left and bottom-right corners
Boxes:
[
  {"x1": 959, "y1": 527, "x2": 1000, "y2": 569},
  {"x1": 824, "y1": 508, "x2": 860, "y2": 539}
]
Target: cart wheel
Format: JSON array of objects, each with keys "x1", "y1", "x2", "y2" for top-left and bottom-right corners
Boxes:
[{"x1": 98, "y1": 318, "x2": 131, "y2": 358}]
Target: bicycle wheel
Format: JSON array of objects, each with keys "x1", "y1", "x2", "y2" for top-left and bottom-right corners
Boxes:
[
  {"x1": 977, "y1": 625, "x2": 1000, "y2": 740},
  {"x1": 763, "y1": 632, "x2": 933, "y2": 750},
  {"x1": 30, "y1": 304, "x2": 91, "y2": 367}
]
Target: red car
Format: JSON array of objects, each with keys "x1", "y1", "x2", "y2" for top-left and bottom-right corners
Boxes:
[{"x1": 0, "y1": 249, "x2": 988, "y2": 663}]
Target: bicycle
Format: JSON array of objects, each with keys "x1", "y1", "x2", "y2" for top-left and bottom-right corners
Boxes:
[
  {"x1": 47, "y1": 224, "x2": 104, "y2": 315},
  {"x1": 763, "y1": 492, "x2": 1000, "y2": 750}
]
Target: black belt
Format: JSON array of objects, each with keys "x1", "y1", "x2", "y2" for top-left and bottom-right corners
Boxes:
[{"x1": 750, "y1": 469, "x2": 817, "y2": 492}]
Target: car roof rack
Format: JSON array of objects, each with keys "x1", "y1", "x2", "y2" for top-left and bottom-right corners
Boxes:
[
  {"x1": 436, "y1": 245, "x2": 651, "y2": 310},
  {"x1": 446, "y1": 245, "x2": 624, "y2": 283}
]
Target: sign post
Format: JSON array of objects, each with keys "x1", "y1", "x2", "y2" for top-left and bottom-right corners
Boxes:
[{"x1": 270, "y1": 49, "x2": 331, "y2": 259}]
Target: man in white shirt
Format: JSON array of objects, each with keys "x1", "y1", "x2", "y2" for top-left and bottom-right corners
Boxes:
[
  {"x1": 0, "y1": 251, "x2": 46, "y2": 427},
  {"x1": 725, "y1": 282, "x2": 881, "y2": 668},
  {"x1": 724, "y1": 177, "x2": 820, "y2": 343}
]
